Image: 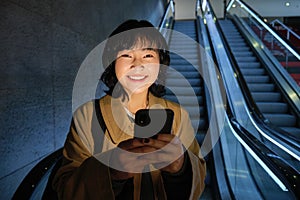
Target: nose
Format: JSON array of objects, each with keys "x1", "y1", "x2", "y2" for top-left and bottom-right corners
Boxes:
[{"x1": 131, "y1": 58, "x2": 144, "y2": 69}]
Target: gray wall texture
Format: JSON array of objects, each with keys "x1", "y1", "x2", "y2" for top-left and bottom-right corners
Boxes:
[{"x1": 0, "y1": 0, "x2": 167, "y2": 199}]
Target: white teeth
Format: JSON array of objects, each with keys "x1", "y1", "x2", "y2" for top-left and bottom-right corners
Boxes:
[{"x1": 128, "y1": 75, "x2": 146, "y2": 80}]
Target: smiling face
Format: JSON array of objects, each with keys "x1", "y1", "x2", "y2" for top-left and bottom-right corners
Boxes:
[
  {"x1": 115, "y1": 47, "x2": 160, "y2": 96},
  {"x1": 101, "y1": 22, "x2": 170, "y2": 99}
]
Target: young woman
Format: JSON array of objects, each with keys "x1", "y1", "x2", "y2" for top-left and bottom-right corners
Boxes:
[{"x1": 53, "y1": 19, "x2": 206, "y2": 200}]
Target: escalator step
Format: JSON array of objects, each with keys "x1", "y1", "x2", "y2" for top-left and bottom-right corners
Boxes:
[
  {"x1": 233, "y1": 51, "x2": 254, "y2": 57},
  {"x1": 240, "y1": 68, "x2": 265, "y2": 75},
  {"x1": 170, "y1": 65, "x2": 199, "y2": 71},
  {"x1": 229, "y1": 43, "x2": 248, "y2": 48},
  {"x1": 170, "y1": 52, "x2": 198, "y2": 58},
  {"x1": 166, "y1": 78, "x2": 202, "y2": 87},
  {"x1": 171, "y1": 46, "x2": 198, "y2": 54},
  {"x1": 252, "y1": 92, "x2": 281, "y2": 102},
  {"x1": 169, "y1": 46, "x2": 197, "y2": 51},
  {"x1": 230, "y1": 46, "x2": 251, "y2": 52},
  {"x1": 165, "y1": 86, "x2": 202, "y2": 95},
  {"x1": 172, "y1": 40, "x2": 197, "y2": 45},
  {"x1": 170, "y1": 54, "x2": 199, "y2": 60},
  {"x1": 244, "y1": 75, "x2": 270, "y2": 83},
  {"x1": 238, "y1": 62, "x2": 261, "y2": 68},
  {"x1": 280, "y1": 127, "x2": 300, "y2": 138},
  {"x1": 170, "y1": 59, "x2": 199, "y2": 65},
  {"x1": 184, "y1": 105, "x2": 205, "y2": 117},
  {"x1": 256, "y1": 102, "x2": 289, "y2": 113},
  {"x1": 170, "y1": 39, "x2": 196, "y2": 43},
  {"x1": 167, "y1": 71, "x2": 200, "y2": 79},
  {"x1": 169, "y1": 46, "x2": 198, "y2": 52},
  {"x1": 227, "y1": 38, "x2": 245, "y2": 42},
  {"x1": 163, "y1": 95, "x2": 204, "y2": 105},
  {"x1": 263, "y1": 114, "x2": 297, "y2": 127},
  {"x1": 235, "y1": 56, "x2": 257, "y2": 62},
  {"x1": 247, "y1": 83, "x2": 275, "y2": 92},
  {"x1": 224, "y1": 33, "x2": 241, "y2": 38}
]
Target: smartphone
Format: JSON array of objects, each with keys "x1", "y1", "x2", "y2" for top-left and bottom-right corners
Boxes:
[{"x1": 134, "y1": 109, "x2": 174, "y2": 139}]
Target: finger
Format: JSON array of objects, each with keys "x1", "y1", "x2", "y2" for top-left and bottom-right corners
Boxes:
[
  {"x1": 111, "y1": 151, "x2": 151, "y2": 173},
  {"x1": 143, "y1": 137, "x2": 181, "y2": 151},
  {"x1": 156, "y1": 134, "x2": 181, "y2": 145},
  {"x1": 118, "y1": 138, "x2": 145, "y2": 150},
  {"x1": 139, "y1": 151, "x2": 174, "y2": 164},
  {"x1": 129, "y1": 146, "x2": 158, "y2": 154},
  {"x1": 121, "y1": 153, "x2": 163, "y2": 173}
]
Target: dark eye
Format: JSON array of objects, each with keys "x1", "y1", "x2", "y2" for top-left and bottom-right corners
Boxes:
[
  {"x1": 144, "y1": 54, "x2": 154, "y2": 58},
  {"x1": 121, "y1": 54, "x2": 131, "y2": 58}
]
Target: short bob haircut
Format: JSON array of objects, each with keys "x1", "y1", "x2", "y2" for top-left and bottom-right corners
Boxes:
[{"x1": 100, "y1": 19, "x2": 170, "y2": 100}]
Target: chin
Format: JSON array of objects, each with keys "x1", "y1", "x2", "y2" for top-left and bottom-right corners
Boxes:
[{"x1": 127, "y1": 86, "x2": 150, "y2": 95}]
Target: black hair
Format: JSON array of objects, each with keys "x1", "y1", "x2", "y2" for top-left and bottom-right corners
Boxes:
[{"x1": 100, "y1": 19, "x2": 170, "y2": 100}]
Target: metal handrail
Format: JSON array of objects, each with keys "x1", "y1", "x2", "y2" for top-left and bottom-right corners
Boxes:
[
  {"x1": 271, "y1": 19, "x2": 300, "y2": 40},
  {"x1": 226, "y1": 0, "x2": 300, "y2": 60},
  {"x1": 158, "y1": 0, "x2": 175, "y2": 33},
  {"x1": 238, "y1": 8, "x2": 264, "y2": 40}
]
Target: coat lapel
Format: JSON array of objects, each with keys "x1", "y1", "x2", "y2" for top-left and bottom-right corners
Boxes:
[{"x1": 100, "y1": 95, "x2": 133, "y2": 145}]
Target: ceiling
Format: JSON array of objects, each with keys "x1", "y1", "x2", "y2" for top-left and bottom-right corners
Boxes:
[
  {"x1": 175, "y1": 0, "x2": 300, "y2": 19},
  {"x1": 237, "y1": 0, "x2": 300, "y2": 17}
]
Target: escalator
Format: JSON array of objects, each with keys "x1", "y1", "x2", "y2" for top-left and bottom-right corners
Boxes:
[
  {"x1": 164, "y1": 20, "x2": 214, "y2": 200},
  {"x1": 217, "y1": 18, "x2": 300, "y2": 171},
  {"x1": 201, "y1": 1, "x2": 299, "y2": 197},
  {"x1": 169, "y1": 17, "x2": 299, "y2": 200},
  {"x1": 164, "y1": 20, "x2": 208, "y2": 144},
  {"x1": 218, "y1": 19, "x2": 300, "y2": 139},
  {"x1": 199, "y1": 0, "x2": 300, "y2": 198}
]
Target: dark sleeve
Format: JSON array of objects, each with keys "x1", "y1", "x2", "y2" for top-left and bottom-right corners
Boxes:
[{"x1": 161, "y1": 152, "x2": 193, "y2": 200}]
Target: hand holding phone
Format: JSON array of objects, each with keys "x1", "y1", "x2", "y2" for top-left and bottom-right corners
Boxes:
[{"x1": 134, "y1": 109, "x2": 174, "y2": 139}]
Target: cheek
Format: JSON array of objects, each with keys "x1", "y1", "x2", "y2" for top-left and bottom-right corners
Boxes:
[
  {"x1": 115, "y1": 67, "x2": 122, "y2": 81},
  {"x1": 150, "y1": 64, "x2": 160, "y2": 79},
  {"x1": 115, "y1": 61, "x2": 126, "y2": 81}
]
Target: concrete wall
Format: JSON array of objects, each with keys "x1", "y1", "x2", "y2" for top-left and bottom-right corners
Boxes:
[
  {"x1": 174, "y1": 0, "x2": 196, "y2": 19},
  {"x1": 0, "y1": 0, "x2": 167, "y2": 199},
  {"x1": 241, "y1": 0, "x2": 300, "y2": 17}
]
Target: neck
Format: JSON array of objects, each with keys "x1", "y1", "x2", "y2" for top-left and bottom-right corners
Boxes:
[{"x1": 125, "y1": 91, "x2": 149, "y2": 114}]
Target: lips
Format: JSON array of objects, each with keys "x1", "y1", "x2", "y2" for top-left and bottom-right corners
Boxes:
[{"x1": 127, "y1": 75, "x2": 148, "y2": 81}]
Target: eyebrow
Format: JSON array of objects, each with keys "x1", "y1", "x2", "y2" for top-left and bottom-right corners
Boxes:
[
  {"x1": 117, "y1": 47, "x2": 158, "y2": 55},
  {"x1": 119, "y1": 47, "x2": 156, "y2": 51},
  {"x1": 142, "y1": 48, "x2": 157, "y2": 51}
]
